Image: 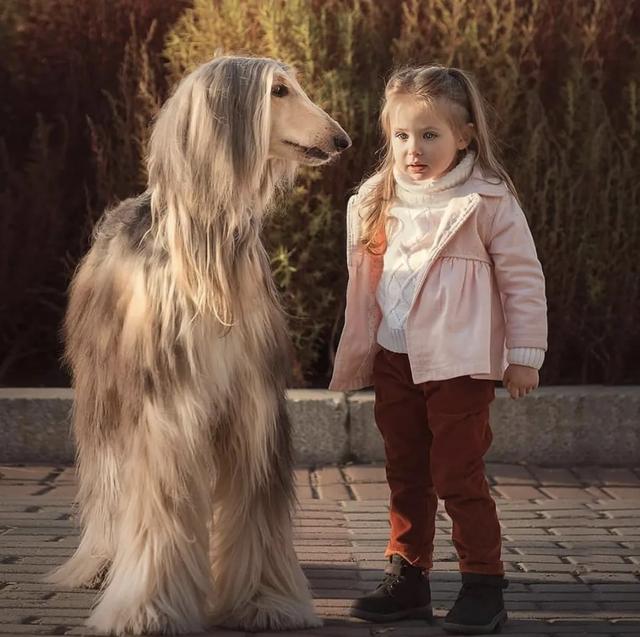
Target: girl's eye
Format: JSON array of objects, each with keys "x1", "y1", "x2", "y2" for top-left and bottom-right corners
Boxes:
[
  {"x1": 424, "y1": 132, "x2": 438, "y2": 140},
  {"x1": 271, "y1": 84, "x2": 289, "y2": 97},
  {"x1": 394, "y1": 132, "x2": 408, "y2": 140}
]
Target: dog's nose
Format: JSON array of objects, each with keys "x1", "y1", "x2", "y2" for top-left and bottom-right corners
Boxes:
[{"x1": 333, "y1": 135, "x2": 351, "y2": 152}]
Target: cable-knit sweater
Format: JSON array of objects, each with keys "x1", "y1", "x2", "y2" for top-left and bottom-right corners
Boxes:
[{"x1": 376, "y1": 153, "x2": 545, "y2": 370}]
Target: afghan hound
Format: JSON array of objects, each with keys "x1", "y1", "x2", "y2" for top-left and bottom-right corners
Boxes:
[{"x1": 46, "y1": 55, "x2": 351, "y2": 635}]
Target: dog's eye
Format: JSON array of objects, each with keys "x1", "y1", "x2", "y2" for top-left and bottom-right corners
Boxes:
[{"x1": 271, "y1": 84, "x2": 289, "y2": 98}]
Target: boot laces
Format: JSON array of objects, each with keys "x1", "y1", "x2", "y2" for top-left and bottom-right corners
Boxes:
[{"x1": 379, "y1": 571, "x2": 405, "y2": 594}]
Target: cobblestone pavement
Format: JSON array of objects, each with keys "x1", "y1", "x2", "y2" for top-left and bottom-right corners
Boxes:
[{"x1": 1, "y1": 463, "x2": 639, "y2": 636}]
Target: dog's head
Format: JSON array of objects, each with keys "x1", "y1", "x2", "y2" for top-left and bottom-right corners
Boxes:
[
  {"x1": 267, "y1": 66, "x2": 351, "y2": 166},
  {"x1": 148, "y1": 56, "x2": 351, "y2": 208}
]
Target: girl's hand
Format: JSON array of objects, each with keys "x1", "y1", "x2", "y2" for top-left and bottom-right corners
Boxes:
[{"x1": 503, "y1": 364, "x2": 539, "y2": 399}]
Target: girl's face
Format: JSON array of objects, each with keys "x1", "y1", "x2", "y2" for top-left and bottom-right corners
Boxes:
[{"x1": 388, "y1": 93, "x2": 472, "y2": 181}]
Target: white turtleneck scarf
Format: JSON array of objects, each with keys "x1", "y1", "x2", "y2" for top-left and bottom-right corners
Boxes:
[{"x1": 376, "y1": 152, "x2": 544, "y2": 370}]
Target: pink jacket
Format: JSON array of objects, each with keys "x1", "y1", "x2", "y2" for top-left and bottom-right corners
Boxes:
[{"x1": 329, "y1": 167, "x2": 548, "y2": 391}]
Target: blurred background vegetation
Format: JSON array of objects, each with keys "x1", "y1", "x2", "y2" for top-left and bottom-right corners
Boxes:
[{"x1": 1, "y1": 0, "x2": 639, "y2": 387}]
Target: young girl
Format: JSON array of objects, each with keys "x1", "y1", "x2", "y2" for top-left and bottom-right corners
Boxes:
[{"x1": 330, "y1": 66, "x2": 547, "y2": 634}]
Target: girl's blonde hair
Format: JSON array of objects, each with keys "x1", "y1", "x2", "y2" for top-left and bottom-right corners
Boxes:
[{"x1": 359, "y1": 65, "x2": 517, "y2": 254}]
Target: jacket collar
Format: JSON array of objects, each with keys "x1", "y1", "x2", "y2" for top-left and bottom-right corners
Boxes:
[
  {"x1": 455, "y1": 165, "x2": 509, "y2": 198},
  {"x1": 405, "y1": 166, "x2": 506, "y2": 257},
  {"x1": 428, "y1": 193, "x2": 480, "y2": 257},
  {"x1": 352, "y1": 166, "x2": 508, "y2": 267}
]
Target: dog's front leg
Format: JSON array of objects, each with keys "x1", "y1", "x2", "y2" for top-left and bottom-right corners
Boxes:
[
  {"x1": 209, "y1": 391, "x2": 321, "y2": 631},
  {"x1": 87, "y1": 397, "x2": 213, "y2": 635}
]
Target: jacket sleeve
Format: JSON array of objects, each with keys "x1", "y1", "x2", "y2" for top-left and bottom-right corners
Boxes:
[{"x1": 487, "y1": 194, "x2": 548, "y2": 350}]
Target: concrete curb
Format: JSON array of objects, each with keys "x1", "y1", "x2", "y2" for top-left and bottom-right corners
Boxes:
[{"x1": 0, "y1": 386, "x2": 638, "y2": 465}]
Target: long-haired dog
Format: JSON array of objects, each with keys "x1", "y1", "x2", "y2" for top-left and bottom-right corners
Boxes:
[{"x1": 46, "y1": 55, "x2": 351, "y2": 635}]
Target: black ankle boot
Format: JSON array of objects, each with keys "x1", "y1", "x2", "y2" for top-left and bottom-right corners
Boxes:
[
  {"x1": 443, "y1": 572, "x2": 509, "y2": 634},
  {"x1": 350, "y1": 554, "x2": 433, "y2": 623}
]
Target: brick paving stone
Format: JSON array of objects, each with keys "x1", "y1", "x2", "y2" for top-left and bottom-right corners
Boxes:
[
  {"x1": 585, "y1": 560, "x2": 640, "y2": 575},
  {"x1": 546, "y1": 529, "x2": 620, "y2": 538},
  {"x1": 0, "y1": 626, "x2": 63, "y2": 635},
  {"x1": 313, "y1": 467, "x2": 352, "y2": 499},
  {"x1": 562, "y1": 549, "x2": 637, "y2": 557},
  {"x1": 0, "y1": 466, "x2": 57, "y2": 482},
  {"x1": 502, "y1": 528, "x2": 557, "y2": 536},
  {"x1": 508, "y1": 554, "x2": 565, "y2": 564},
  {"x1": 499, "y1": 511, "x2": 542, "y2": 520},
  {"x1": 537, "y1": 507, "x2": 596, "y2": 518},
  {"x1": 34, "y1": 486, "x2": 79, "y2": 499},
  {"x1": 540, "y1": 486, "x2": 612, "y2": 500},
  {"x1": 0, "y1": 485, "x2": 44, "y2": 497},
  {"x1": 592, "y1": 583, "x2": 640, "y2": 593},
  {"x1": 342, "y1": 464, "x2": 386, "y2": 483},
  {"x1": 295, "y1": 486, "x2": 314, "y2": 499},
  {"x1": 314, "y1": 466, "x2": 343, "y2": 485},
  {"x1": 486, "y1": 463, "x2": 537, "y2": 484},
  {"x1": 570, "y1": 465, "x2": 606, "y2": 484},
  {"x1": 349, "y1": 483, "x2": 390, "y2": 500},
  {"x1": 600, "y1": 512, "x2": 640, "y2": 524},
  {"x1": 345, "y1": 521, "x2": 389, "y2": 530},
  {"x1": 2, "y1": 463, "x2": 640, "y2": 637},
  {"x1": 528, "y1": 467, "x2": 582, "y2": 486},
  {"x1": 599, "y1": 468, "x2": 640, "y2": 486},
  {"x1": 315, "y1": 484, "x2": 351, "y2": 499},
  {"x1": 50, "y1": 467, "x2": 76, "y2": 484},
  {"x1": 565, "y1": 554, "x2": 627, "y2": 564},
  {"x1": 588, "y1": 500, "x2": 640, "y2": 510},
  {"x1": 294, "y1": 470, "x2": 314, "y2": 499},
  {"x1": 340, "y1": 501, "x2": 388, "y2": 510},
  {"x1": 503, "y1": 517, "x2": 600, "y2": 528},
  {"x1": 501, "y1": 500, "x2": 602, "y2": 510},
  {"x1": 579, "y1": 573, "x2": 640, "y2": 583},
  {"x1": 343, "y1": 512, "x2": 387, "y2": 521},
  {"x1": 495, "y1": 485, "x2": 547, "y2": 499},
  {"x1": 294, "y1": 501, "x2": 341, "y2": 511},
  {"x1": 602, "y1": 487, "x2": 640, "y2": 499},
  {"x1": 516, "y1": 562, "x2": 588, "y2": 573}
]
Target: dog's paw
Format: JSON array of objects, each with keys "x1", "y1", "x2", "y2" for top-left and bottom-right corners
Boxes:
[
  {"x1": 214, "y1": 596, "x2": 322, "y2": 631},
  {"x1": 84, "y1": 563, "x2": 110, "y2": 590},
  {"x1": 90, "y1": 597, "x2": 206, "y2": 635},
  {"x1": 45, "y1": 556, "x2": 110, "y2": 590}
]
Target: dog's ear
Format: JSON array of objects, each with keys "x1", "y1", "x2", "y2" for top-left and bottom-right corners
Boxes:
[
  {"x1": 211, "y1": 58, "x2": 271, "y2": 190},
  {"x1": 149, "y1": 57, "x2": 292, "y2": 212}
]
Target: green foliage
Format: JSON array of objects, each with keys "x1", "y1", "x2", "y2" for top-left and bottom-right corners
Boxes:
[
  {"x1": 0, "y1": 0, "x2": 188, "y2": 384},
  {"x1": 2, "y1": 0, "x2": 639, "y2": 385},
  {"x1": 162, "y1": 0, "x2": 640, "y2": 384},
  {"x1": 391, "y1": 0, "x2": 640, "y2": 382},
  {"x1": 164, "y1": 0, "x2": 401, "y2": 383},
  {"x1": 89, "y1": 19, "x2": 162, "y2": 211}
]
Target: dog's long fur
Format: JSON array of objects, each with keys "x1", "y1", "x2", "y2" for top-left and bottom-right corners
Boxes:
[{"x1": 46, "y1": 56, "x2": 350, "y2": 635}]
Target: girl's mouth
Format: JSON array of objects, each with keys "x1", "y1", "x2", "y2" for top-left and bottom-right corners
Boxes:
[{"x1": 407, "y1": 164, "x2": 428, "y2": 173}]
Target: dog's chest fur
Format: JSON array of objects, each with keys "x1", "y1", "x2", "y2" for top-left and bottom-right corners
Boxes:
[{"x1": 92, "y1": 195, "x2": 290, "y2": 395}]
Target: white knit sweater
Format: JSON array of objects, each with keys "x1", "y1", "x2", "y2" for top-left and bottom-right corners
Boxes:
[{"x1": 376, "y1": 152, "x2": 545, "y2": 370}]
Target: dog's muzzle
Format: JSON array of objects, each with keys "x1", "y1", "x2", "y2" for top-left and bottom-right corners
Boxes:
[
  {"x1": 333, "y1": 135, "x2": 351, "y2": 152},
  {"x1": 284, "y1": 135, "x2": 351, "y2": 161},
  {"x1": 305, "y1": 146, "x2": 330, "y2": 161}
]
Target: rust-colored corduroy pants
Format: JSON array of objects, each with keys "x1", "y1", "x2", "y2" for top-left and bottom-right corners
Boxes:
[{"x1": 373, "y1": 348, "x2": 504, "y2": 576}]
